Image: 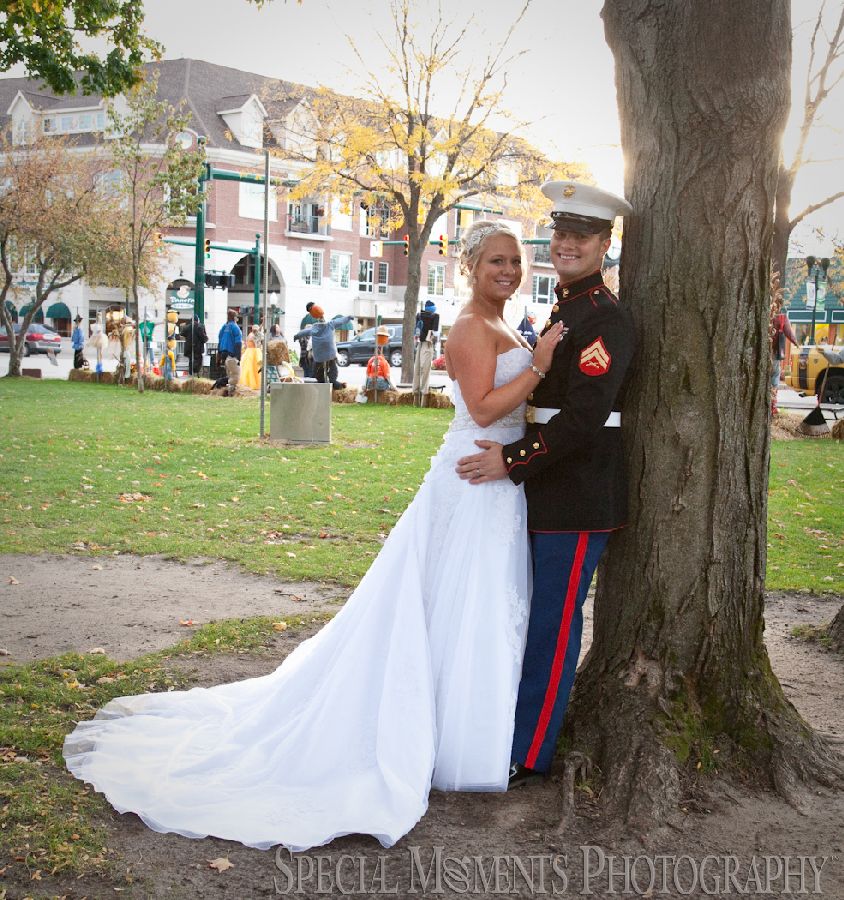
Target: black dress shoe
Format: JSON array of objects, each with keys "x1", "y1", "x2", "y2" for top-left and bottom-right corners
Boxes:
[{"x1": 508, "y1": 762, "x2": 543, "y2": 789}]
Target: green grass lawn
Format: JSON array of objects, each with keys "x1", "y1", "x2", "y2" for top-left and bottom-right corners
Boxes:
[
  {"x1": 0, "y1": 378, "x2": 841, "y2": 882},
  {"x1": 767, "y1": 438, "x2": 843, "y2": 590},
  {"x1": 0, "y1": 379, "x2": 450, "y2": 584},
  {"x1": 0, "y1": 378, "x2": 841, "y2": 590}
]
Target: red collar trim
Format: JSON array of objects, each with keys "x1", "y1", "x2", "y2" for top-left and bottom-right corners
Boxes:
[{"x1": 555, "y1": 270, "x2": 605, "y2": 304}]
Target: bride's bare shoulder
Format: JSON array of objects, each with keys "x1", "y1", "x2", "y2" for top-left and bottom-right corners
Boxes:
[{"x1": 447, "y1": 312, "x2": 497, "y2": 349}]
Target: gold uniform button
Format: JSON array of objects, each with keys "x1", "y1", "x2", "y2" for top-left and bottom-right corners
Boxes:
[
  {"x1": 506, "y1": 457, "x2": 512, "y2": 464},
  {"x1": 562, "y1": 287, "x2": 570, "y2": 297},
  {"x1": 532, "y1": 442, "x2": 540, "y2": 449},
  {"x1": 519, "y1": 449, "x2": 526, "y2": 457},
  {"x1": 552, "y1": 304, "x2": 559, "y2": 313}
]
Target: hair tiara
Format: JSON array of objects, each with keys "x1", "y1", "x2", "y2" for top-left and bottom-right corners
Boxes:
[{"x1": 460, "y1": 220, "x2": 519, "y2": 259}]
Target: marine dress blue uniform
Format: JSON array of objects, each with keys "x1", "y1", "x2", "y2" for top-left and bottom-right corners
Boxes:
[{"x1": 503, "y1": 181, "x2": 636, "y2": 774}]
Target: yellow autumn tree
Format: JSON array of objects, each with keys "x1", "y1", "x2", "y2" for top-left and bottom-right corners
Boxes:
[{"x1": 278, "y1": 0, "x2": 586, "y2": 378}]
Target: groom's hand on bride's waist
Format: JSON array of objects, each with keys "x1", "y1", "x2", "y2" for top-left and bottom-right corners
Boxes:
[{"x1": 456, "y1": 441, "x2": 507, "y2": 484}]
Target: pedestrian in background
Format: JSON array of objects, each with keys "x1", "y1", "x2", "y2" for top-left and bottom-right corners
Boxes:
[
  {"x1": 212, "y1": 310, "x2": 242, "y2": 389},
  {"x1": 217, "y1": 308, "x2": 243, "y2": 366},
  {"x1": 191, "y1": 315, "x2": 208, "y2": 377},
  {"x1": 517, "y1": 312, "x2": 537, "y2": 348},
  {"x1": 771, "y1": 308, "x2": 798, "y2": 415}
]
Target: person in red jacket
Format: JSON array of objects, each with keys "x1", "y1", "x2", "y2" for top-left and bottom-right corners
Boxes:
[{"x1": 770, "y1": 310, "x2": 798, "y2": 414}]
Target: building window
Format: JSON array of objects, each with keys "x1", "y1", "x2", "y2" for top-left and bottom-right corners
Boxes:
[
  {"x1": 358, "y1": 260, "x2": 374, "y2": 293},
  {"x1": 533, "y1": 244, "x2": 551, "y2": 264},
  {"x1": 428, "y1": 263, "x2": 445, "y2": 296},
  {"x1": 377, "y1": 262, "x2": 389, "y2": 295},
  {"x1": 42, "y1": 110, "x2": 106, "y2": 135},
  {"x1": 302, "y1": 249, "x2": 323, "y2": 286},
  {"x1": 239, "y1": 181, "x2": 277, "y2": 221},
  {"x1": 288, "y1": 200, "x2": 323, "y2": 233},
  {"x1": 455, "y1": 208, "x2": 480, "y2": 241},
  {"x1": 330, "y1": 252, "x2": 351, "y2": 289},
  {"x1": 532, "y1": 274, "x2": 557, "y2": 304},
  {"x1": 359, "y1": 201, "x2": 391, "y2": 238}
]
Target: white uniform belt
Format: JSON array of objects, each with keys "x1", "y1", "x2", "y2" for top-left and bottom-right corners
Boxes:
[{"x1": 527, "y1": 406, "x2": 621, "y2": 427}]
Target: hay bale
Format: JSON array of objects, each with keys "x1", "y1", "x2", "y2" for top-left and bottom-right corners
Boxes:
[
  {"x1": 181, "y1": 377, "x2": 214, "y2": 395},
  {"x1": 425, "y1": 391, "x2": 453, "y2": 409}
]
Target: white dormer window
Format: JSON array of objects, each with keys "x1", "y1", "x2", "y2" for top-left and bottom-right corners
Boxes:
[
  {"x1": 218, "y1": 95, "x2": 267, "y2": 150},
  {"x1": 42, "y1": 110, "x2": 106, "y2": 135}
]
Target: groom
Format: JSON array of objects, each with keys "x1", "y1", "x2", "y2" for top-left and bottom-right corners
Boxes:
[{"x1": 457, "y1": 180, "x2": 635, "y2": 786}]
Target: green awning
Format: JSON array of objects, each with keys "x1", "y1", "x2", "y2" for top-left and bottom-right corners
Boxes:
[
  {"x1": 3, "y1": 300, "x2": 17, "y2": 320},
  {"x1": 46, "y1": 302, "x2": 71, "y2": 319},
  {"x1": 18, "y1": 303, "x2": 44, "y2": 323}
]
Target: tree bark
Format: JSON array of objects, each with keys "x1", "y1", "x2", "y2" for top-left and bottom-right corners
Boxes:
[
  {"x1": 401, "y1": 240, "x2": 423, "y2": 384},
  {"x1": 771, "y1": 164, "x2": 795, "y2": 283},
  {"x1": 828, "y1": 604, "x2": 844, "y2": 651},
  {"x1": 566, "y1": 0, "x2": 842, "y2": 828}
]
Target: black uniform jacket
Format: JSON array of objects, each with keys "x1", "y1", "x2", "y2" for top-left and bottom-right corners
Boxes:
[{"x1": 503, "y1": 270, "x2": 635, "y2": 532}]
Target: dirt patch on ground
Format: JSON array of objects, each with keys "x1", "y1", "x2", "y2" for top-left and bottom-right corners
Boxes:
[
  {"x1": 0, "y1": 553, "x2": 347, "y2": 663},
  {"x1": 1, "y1": 554, "x2": 842, "y2": 899}
]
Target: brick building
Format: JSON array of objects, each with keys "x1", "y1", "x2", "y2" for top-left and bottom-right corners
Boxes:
[{"x1": 1, "y1": 59, "x2": 564, "y2": 348}]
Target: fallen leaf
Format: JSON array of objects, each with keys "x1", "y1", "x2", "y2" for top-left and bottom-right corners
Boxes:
[
  {"x1": 208, "y1": 857, "x2": 234, "y2": 873},
  {"x1": 7, "y1": 575, "x2": 19, "y2": 585},
  {"x1": 92, "y1": 564, "x2": 103, "y2": 571},
  {"x1": 272, "y1": 621, "x2": 288, "y2": 632},
  {"x1": 179, "y1": 619, "x2": 196, "y2": 627},
  {"x1": 88, "y1": 647, "x2": 106, "y2": 655}
]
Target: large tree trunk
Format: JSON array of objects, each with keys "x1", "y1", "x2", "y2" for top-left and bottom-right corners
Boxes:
[
  {"x1": 828, "y1": 604, "x2": 844, "y2": 651},
  {"x1": 401, "y1": 242, "x2": 423, "y2": 384},
  {"x1": 4, "y1": 310, "x2": 37, "y2": 378},
  {"x1": 566, "y1": 0, "x2": 842, "y2": 829},
  {"x1": 771, "y1": 164, "x2": 795, "y2": 283}
]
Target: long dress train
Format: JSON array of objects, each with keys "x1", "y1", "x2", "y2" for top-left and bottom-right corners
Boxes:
[{"x1": 63, "y1": 347, "x2": 533, "y2": 851}]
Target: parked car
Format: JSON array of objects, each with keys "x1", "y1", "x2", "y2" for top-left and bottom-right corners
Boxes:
[
  {"x1": 784, "y1": 342, "x2": 844, "y2": 404},
  {"x1": 336, "y1": 324, "x2": 404, "y2": 368},
  {"x1": 0, "y1": 323, "x2": 63, "y2": 356}
]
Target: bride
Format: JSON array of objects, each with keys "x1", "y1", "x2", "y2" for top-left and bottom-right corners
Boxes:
[{"x1": 63, "y1": 221, "x2": 564, "y2": 852}]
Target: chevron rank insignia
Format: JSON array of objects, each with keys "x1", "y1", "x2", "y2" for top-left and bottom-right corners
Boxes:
[{"x1": 579, "y1": 337, "x2": 611, "y2": 376}]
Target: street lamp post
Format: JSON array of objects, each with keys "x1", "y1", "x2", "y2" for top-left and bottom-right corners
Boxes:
[{"x1": 805, "y1": 255, "x2": 830, "y2": 345}]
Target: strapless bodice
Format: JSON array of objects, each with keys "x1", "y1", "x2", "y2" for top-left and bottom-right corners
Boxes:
[{"x1": 449, "y1": 346, "x2": 532, "y2": 434}]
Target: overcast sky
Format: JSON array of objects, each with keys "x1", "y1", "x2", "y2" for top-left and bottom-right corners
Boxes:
[
  {"x1": 7, "y1": 0, "x2": 842, "y2": 250},
  {"x1": 138, "y1": 0, "x2": 842, "y2": 251}
]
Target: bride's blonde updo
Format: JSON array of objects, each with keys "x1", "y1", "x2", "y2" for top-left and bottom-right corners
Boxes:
[{"x1": 458, "y1": 220, "x2": 522, "y2": 276}]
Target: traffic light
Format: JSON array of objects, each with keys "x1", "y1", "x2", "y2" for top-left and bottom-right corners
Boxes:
[
  {"x1": 204, "y1": 238, "x2": 211, "y2": 257},
  {"x1": 153, "y1": 231, "x2": 163, "y2": 250},
  {"x1": 403, "y1": 234, "x2": 409, "y2": 256},
  {"x1": 438, "y1": 234, "x2": 448, "y2": 255}
]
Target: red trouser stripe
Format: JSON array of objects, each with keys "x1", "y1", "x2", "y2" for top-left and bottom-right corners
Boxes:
[{"x1": 524, "y1": 531, "x2": 590, "y2": 770}]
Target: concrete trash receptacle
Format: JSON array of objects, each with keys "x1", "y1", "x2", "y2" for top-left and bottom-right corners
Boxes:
[{"x1": 270, "y1": 382, "x2": 332, "y2": 443}]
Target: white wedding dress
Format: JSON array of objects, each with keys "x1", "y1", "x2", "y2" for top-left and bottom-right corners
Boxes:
[{"x1": 64, "y1": 347, "x2": 532, "y2": 851}]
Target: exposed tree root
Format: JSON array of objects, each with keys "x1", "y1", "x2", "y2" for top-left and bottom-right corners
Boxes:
[{"x1": 562, "y1": 654, "x2": 843, "y2": 833}]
